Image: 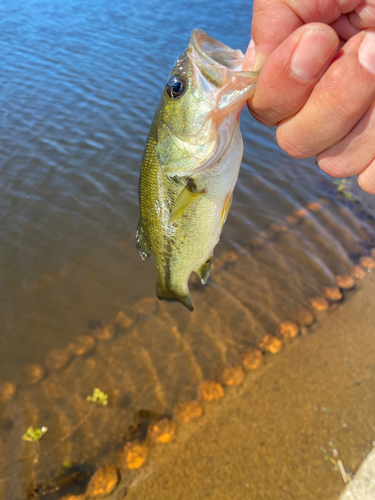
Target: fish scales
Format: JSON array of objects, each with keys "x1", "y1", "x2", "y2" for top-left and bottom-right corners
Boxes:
[{"x1": 137, "y1": 29, "x2": 258, "y2": 310}]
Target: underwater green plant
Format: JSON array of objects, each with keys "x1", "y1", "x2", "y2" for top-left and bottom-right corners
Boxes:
[
  {"x1": 22, "y1": 426, "x2": 48, "y2": 466},
  {"x1": 22, "y1": 426, "x2": 48, "y2": 442},
  {"x1": 86, "y1": 387, "x2": 108, "y2": 406},
  {"x1": 42, "y1": 388, "x2": 109, "y2": 459},
  {"x1": 332, "y1": 178, "x2": 355, "y2": 201}
]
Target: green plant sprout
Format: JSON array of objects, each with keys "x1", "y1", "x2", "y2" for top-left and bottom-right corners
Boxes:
[
  {"x1": 22, "y1": 426, "x2": 48, "y2": 465},
  {"x1": 86, "y1": 388, "x2": 108, "y2": 406},
  {"x1": 22, "y1": 388, "x2": 109, "y2": 462},
  {"x1": 332, "y1": 178, "x2": 355, "y2": 201},
  {"x1": 5, "y1": 390, "x2": 110, "y2": 489},
  {"x1": 22, "y1": 426, "x2": 48, "y2": 442},
  {"x1": 0, "y1": 426, "x2": 49, "y2": 485}
]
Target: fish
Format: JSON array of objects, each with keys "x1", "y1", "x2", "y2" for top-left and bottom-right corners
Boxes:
[{"x1": 136, "y1": 28, "x2": 258, "y2": 311}]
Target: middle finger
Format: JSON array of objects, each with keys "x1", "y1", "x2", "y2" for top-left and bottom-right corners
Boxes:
[{"x1": 276, "y1": 29, "x2": 375, "y2": 159}]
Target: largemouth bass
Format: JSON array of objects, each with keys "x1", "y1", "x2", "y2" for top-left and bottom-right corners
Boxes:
[{"x1": 136, "y1": 29, "x2": 258, "y2": 311}]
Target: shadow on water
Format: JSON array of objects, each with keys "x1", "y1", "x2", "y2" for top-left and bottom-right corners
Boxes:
[{"x1": 0, "y1": 0, "x2": 374, "y2": 498}]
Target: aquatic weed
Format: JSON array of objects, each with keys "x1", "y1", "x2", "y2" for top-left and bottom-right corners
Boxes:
[
  {"x1": 22, "y1": 426, "x2": 48, "y2": 465},
  {"x1": 22, "y1": 426, "x2": 48, "y2": 442},
  {"x1": 332, "y1": 178, "x2": 356, "y2": 201},
  {"x1": 86, "y1": 387, "x2": 108, "y2": 406}
]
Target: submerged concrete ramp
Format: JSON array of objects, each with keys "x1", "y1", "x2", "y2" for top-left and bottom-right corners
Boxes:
[
  {"x1": 123, "y1": 273, "x2": 375, "y2": 500},
  {"x1": 339, "y1": 448, "x2": 375, "y2": 500},
  {"x1": 1, "y1": 196, "x2": 375, "y2": 499}
]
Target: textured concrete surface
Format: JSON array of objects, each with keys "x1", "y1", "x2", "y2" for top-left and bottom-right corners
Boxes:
[
  {"x1": 123, "y1": 273, "x2": 375, "y2": 500},
  {"x1": 340, "y1": 447, "x2": 375, "y2": 500}
]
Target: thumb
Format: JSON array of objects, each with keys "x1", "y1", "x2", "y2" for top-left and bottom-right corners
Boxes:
[{"x1": 246, "y1": 23, "x2": 339, "y2": 127}]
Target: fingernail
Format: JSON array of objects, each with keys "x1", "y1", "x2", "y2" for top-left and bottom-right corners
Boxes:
[
  {"x1": 244, "y1": 39, "x2": 256, "y2": 71},
  {"x1": 359, "y1": 30, "x2": 375, "y2": 75},
  {"x1": 291, "y1": 28, "x2": 337, "y2": 80},
  {"x1": 254, "y1": 52, "x2": 266, "y2": 72}
]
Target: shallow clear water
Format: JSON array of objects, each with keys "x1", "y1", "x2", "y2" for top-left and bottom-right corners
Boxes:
[
  {"x1": 0, "y1": 0, "x2": 374, "y2": 497},
  {"x1": 0, "y1": 0, "x2": 265, "y2": 380}
]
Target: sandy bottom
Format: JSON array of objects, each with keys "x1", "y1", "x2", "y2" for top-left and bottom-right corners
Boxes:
[{"x1": 124, "y1": 273, "x2": 375, "y2": 500}]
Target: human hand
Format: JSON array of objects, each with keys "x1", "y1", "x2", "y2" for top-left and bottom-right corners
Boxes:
[{"x1": 244, "y1": 1, "x2": 375, "y2": 194}]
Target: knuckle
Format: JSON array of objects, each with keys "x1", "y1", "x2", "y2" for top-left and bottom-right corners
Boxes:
[
  {"x1": 248, "y1": 107, "x2": 278, "y2": 127},
  {"x1": 247, "y1": 94, "x2": 281, "y2": 127},
  {"x1": 319, "y1": 97, "x2": 354, "y2": 125},
  {"x1": 276, "y1": 126, "x2": 312, "y2": 158},
  {"x1": 316, "y1": 154, "x2": 348, "y2": 177}
]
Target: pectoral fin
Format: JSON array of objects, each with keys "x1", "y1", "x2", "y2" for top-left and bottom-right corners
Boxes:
[
  {"x1": 169, "y1": 181, "x2": 204, "y2": 224},
  {"x1": 195, "y1": 255, "x2": 213, "y2": 284},
  {"x1": 136, "y1": 223, "x2": 152, "y2": 260}
]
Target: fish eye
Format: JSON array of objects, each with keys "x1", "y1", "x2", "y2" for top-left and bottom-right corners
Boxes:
[{"x1": 166, "y1": 75, "x2": 187, "y2": 98}]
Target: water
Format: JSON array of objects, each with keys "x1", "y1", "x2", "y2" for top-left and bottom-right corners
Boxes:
[
  {"x1": 0, "y1": 0, "x2": 374, "y2": 497},
  {"x1": 0, "y1": 0, "x2": 258, "y2": 380}
]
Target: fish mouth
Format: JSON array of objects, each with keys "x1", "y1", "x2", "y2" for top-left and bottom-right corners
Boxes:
[
  {"x1": 188, "y1": 29, "x2": 258, "y2": 111},
  {"x1": 157, "y1": 30, "x2": 258, "y2": 178},
  {"x1": 190, "y1": 29, "x2": 245, "y2": 78}
]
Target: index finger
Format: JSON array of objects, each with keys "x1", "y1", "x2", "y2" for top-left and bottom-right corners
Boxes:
[{"x1": 251, "y1": 0, "x2": 363, "y2": 68}]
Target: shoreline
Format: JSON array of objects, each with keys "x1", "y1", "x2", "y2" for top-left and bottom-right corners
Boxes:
[
  {"x1": 120, "y1": 272, "x2": 375, "y2": 500},
  {"x1": 1, "y1": 240, "x2": 374, "y2": 499}
]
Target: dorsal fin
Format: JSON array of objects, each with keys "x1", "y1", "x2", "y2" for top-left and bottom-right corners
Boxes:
[
  {"x1": 169, "y1": 181, "x2": 204, "y2": 224},
  {"x1": 136, "y1": 223, "x2": 152, "y2": 260},
  {"x1": 195, "y1": 255, "x2": 213, "y2": 284}
]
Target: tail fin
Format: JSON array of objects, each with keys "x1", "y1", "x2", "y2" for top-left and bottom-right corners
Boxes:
[{"x1": 156, "y1": 279, "x2": 194, "y2": 311}]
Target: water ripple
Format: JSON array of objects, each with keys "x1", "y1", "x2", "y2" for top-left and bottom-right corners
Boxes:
[{"x1": 0, "y1": 2, "x2": 374, "y2": 494}]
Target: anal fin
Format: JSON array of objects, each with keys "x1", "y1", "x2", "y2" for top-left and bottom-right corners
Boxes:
[
  {"x1": 136, "y1": 223, "x2": 152, "y2": 260},
  {"x1": 220, "y1": 191, "x2": 233, "y2": 226},
  {"x1": 196, "y1": 255, "x2": 213, "y2": 285}
]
